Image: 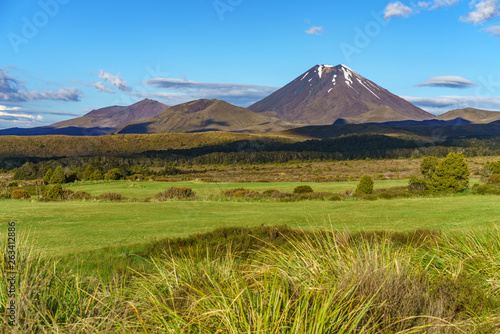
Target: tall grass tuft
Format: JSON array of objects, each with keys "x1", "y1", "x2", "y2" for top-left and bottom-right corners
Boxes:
[{"x1": 2, "y1": 225, "x2": 500, "y2": 332}]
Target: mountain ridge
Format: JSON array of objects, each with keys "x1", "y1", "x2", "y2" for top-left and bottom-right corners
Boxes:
[
  {"x1": 118, "y1": 99, "x2": 298, "y2": 134},
  {"x1": 437, "y1": 108, "x2": 500, "y2": 124}
]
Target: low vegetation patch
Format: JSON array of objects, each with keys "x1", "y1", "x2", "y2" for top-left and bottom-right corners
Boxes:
[
  {"x1": 10, "y1": 189, "x2": 31, "y2": 199},
  {"x1": 3, "y1": 226, "x2": 500, "y2": 333},
  {"x1": 97, "y1": 192, "x2": 123, "y2": 201},
  {"x1": 154, "y1": 187, "x2": 196, "y2": 200},
  {"x1": 293, "y1": 185, "x2": 314, "y2": 194}
]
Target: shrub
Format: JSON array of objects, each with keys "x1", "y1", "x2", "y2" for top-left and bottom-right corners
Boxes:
[
  {"x1": 69, "y1": 191, "x2": 92, "y2": 200},
  {"x1": 408, "y1": 176, "x2": 427, "y2": 192},
  {"x1": 45, "y1": 184, "x2": 63, "y2": 200},
  {"x1": 97, "y1": 192, "x2": 123, "y2": 201},
  {"x1": 221, "y1": 188, "x2": 252, "y2": 198},
  {"x1": 61, "y1": 188, "x2": 74, "y2": 199},
  {"x1": 104, "y1": 168, "x2": 122, "y2": 180},
  {"x1": 8, "y1": 181, "x2": 21, "y2": 187},
  {"x1": 427, "y1": 152, "x2": 470, "y2": 193},
  {"x1": 480, "y1": 161, "x2": 500, "y2": 180},
  {"x1": 293, "y1": 185, "x2": 313, "y2": 194},
  {"x1": 11, "y1": 189, "x2": 31, "y2": 199},
  {"x1": 470, "y1": 183, "x2": 500, "y2": 195},
  {"x1": 488, "y1": 173, "x2": 500, "y2": 184},
  {"x1": 156, "y1": 187, "x2": 195, "y2": 200},
  {"x1": 66, "y1": 171, "x2": 78, "y2": 183},
  {"x1": 50, "y1": 166, "x2": 66, "y2": 184},
  {"x1": 90, "y1": 170, "x2": 104, "y2": 181},
  {"x1": 128, "y1": 174, "x2": 145, "y2": 181},
  {"x1": 420, "y1": 156, "x2": 439, "y2": 180},
  {"x1": 43, "y1": 168, "x2": 53, "y2": 184},
  {"x1": 355, "y1": 176, "x2": 374, "y2": 194},
  {"x1": 262, "y1": 189, "x2": 279, "y2": 195},
  {"x1": 82, "y1": 164, "x2": 96, "y2": 181}
]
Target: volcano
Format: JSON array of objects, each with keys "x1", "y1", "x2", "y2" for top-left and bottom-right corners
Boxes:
[{"x1": 249, "y1": 64, "x2": 434, "y2": 124}]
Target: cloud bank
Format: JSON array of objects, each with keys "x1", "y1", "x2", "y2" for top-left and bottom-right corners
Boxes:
[
  {"x1": 402, "y1": 95, "x2": 500, "y2": 114},
  {"x1": 0, "y1": 68, "x2": 82, "y2": 102},
  {"x1": 143, "y1": 78, "x2": 278, "y2": 106}
]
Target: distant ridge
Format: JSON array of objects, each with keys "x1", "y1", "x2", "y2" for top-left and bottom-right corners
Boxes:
[
  {"x1": 249, "y1": 64, "x2": 434, "y2": 125},
  {"x1": 437, "y1": 108, "x2": 500, "y2": 124},
  {"x1": 0, "y1": 99, "x2": 168, "y2": 136},
  {"x1": 118, "y1": 99, "x2": 298, "y2": 134}
]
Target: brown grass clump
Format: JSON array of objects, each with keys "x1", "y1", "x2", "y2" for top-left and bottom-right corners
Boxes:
[
  {"x1": 10, "y1": 189, "x2": 31, "y2": 199},
  {"x1": 155, "y1": 187, "x2": 196, "y2": 200},
  {"x1": 97, "y1": 192, "x2": 123, "y2": 201}
]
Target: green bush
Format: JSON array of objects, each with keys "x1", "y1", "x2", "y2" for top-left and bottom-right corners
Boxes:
[
  {"x1": 45, "y1": 184, "x2": 63, "y2": 200},
  {"x1": 262, "y1": 189, "x2": 279, "y2": 195},
  {"x1": 293, "y1": 185, "x2": 314, "y2": 194},
  {"x1": 66, "y1": 171, "x2": 78, "y2": 183},
  {"x1": 104, "y1": 168, "x2": 122, "y2": 180},
  {"x1": 480, "y1": 161, "x2": 500, "y2": 180},
  {"x1": 427, "y1": 152, "x2": 470, "y2": 192},
  {"x1": 43, "y1": 168, "x2": 53, "y2": 184},
  {"x1": 471, "y1": 183, "x2": 500, "y2": 195},
  {"x1": 355, "y1": 176, "x2": 374, "y2": 194},
  {"x1": 408, "y1": 176, "x2": 427, "y2": 192},
  {"x1": 488, "y1": 173, "x2": 500, "y2": 184},
  {"x1": 156, "y1": 187, "x2": 196, "y2": 200},
  {"x1": 420, "y1": 156, "x2": 439, "y2": 180},
  {"x1": 90, "y1": 170, "x2": 103, "y2": 181},
  {"x1": 82, "y1": 164, "x2": 96, "y2": 181},
  {"x1": 50, "y1": 166, "x2": 66, "y2": 184},
  {"x1": 11, "y1": 189, "x2": 31, "y2": 199}
]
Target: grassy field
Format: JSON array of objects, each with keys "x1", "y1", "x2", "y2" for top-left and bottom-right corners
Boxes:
[
  {"x1": 0, "y1": 186, "x2": 497, "y2": 255},
  {"x1": 62, "y1": 179, "x2": 410, "y2": 199},
  {"x1": 2, "y1": 176, "x2": 500, "y2": 332}
]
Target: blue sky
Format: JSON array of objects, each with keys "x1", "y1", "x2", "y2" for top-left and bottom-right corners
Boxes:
[{"x1": 1, "y1": 0, "x2": 500, "y2": 128}]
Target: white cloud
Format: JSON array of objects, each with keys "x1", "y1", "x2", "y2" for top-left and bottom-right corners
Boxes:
[
  {"x1": 92, "y1": 81, "x2": 115, "y2": 93},
  {"x1": 0, "y1": 107, "x2": 45, "y2": 128},
  {"x1": 422, "y1": 0, "x2": 459, "y2": 9},
  {"x1": 98, "y1": 70, "x2": 132, "y2": 92},
  {"x1": 0, "y1": 105, "x2": 21, "y2": 111},
  {"x1": 384, "y1": 2, "x2": 413, "y2": 20},
  {"x1": 483, "y1": 24, "x2": 500, "y2": 34},
  {"x1": 0, "y1": 111, "x2": 43, "y2": 121},
  {"x1": 402, "y1": 95, "x2": 500, "y2": 114},
  {"x1": 461, "y1": 0, "x2": 500, "y2": 24},
  {"x1": 142, "y1": 78, "x2": 278, "y2": 107},
  {"x1": 306, "y1": 26, "x2": 324, "y2": 35},
  {"x1": 416, "y1": 76, "x2": 477, "y2": 88},
  {"x1": 0, "y1": 68, "x2": 82, "y2": 102}
]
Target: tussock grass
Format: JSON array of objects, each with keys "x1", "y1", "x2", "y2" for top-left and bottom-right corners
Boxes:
[{"x1": 2, "y1": 226, "x2": 500, "y2": 333}]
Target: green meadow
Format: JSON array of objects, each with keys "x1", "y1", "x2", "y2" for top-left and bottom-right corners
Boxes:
[
  {"x1": 3, "y1": 176, "x2": 500, "y2": 333},
  {"x1": 0, "y1": 179, "x2": 497, "y2": 255},
  {"x1": 62, "y1": 179, "x2": 408, "y2": 199}
]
